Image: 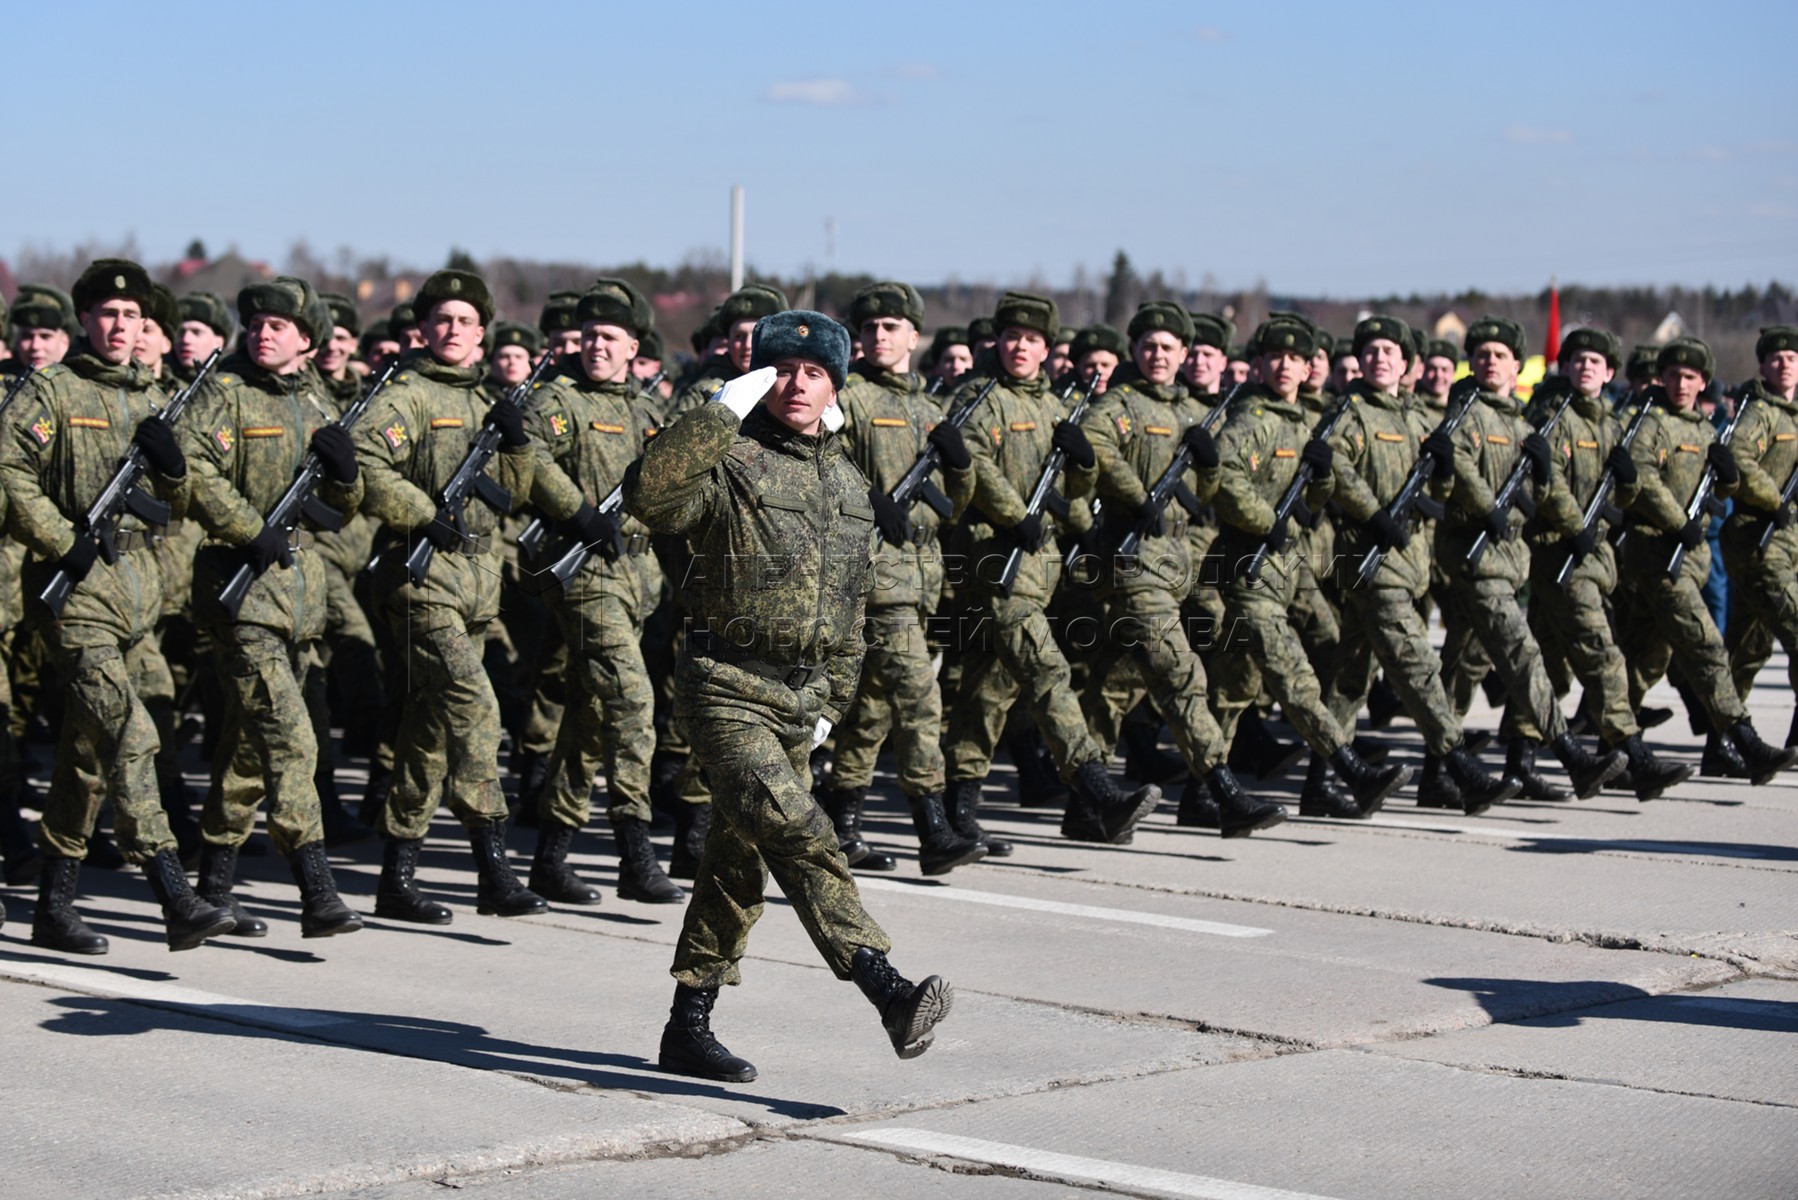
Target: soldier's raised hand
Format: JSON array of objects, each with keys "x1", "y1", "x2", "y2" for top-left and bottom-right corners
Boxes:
[{"x1": 713, "y1": 367, "x2": 778, "y2": 420}]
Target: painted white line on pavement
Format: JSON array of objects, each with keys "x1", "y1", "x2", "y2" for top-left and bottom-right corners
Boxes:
[
  {"x1": 837, "y1": 1128, "x2": 1339, "y2": 1200},
  {"x1": 0, "y1": 961, "x2": 351, "y2": 1029},
  {"x1": 856, "y1": 877, "x2": 1273, "y2": 938}
]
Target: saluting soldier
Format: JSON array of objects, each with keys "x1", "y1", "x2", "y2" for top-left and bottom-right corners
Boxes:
[{"x1": 665, "y1": 284, "x2": 789, "y2": 421}]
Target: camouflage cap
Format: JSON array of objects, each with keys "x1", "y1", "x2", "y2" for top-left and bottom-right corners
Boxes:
[
  {"x1": 72, "y1": 258, "x2": 156, "y2": 315},
  {"x1": 1408, "y1": 325, "x2": 1428, "y2": 362},
  {"x1": 1626, "y1": 344, "x2": 1660, "y2": 378},
  {"x1": 750, "y1": 309, "x2": 852, "y2": 389},
  {"x1": 575, "y1": 286, "x2": 642, "y2": 335},
  {"x1": 178, "y1": 290, "x2": 233, "y2": 338},
  {"x1": 1188, "y1": 312, "x2": 1233, "y2": 353},
  {"x1": 1055, "y1": 326, "x2": 1078, "y2": 347},
  {"x1": 1557, "y1": 326, "x2": 1621, "y2": 369},
  {"x1": 1353, "y1": 315, "x2": 1415, "y2": 362},
  {"x1": 967, "y1": 316, "x2": 996, "y2": 344},
  {"x1": 1071, "y1": 324, "x2": 1127, "y2": 360},
  {"x1": 489, "y1": 320, "x2": 544, "y2": 355},
  {"x1": 993, "y1": 290, "x2": 1059, "y2": 340},
  {"x1": 1127, "y1": 301, "x2": 1195, "y2": 345},
  {"x1": 145, "y1": 283, "x2": 180, "y2": 336},
  {"x1": 718, "y1": 282, "x2": 788, "y2": 329},
  {"x1": 927, "y1": 325, "x2": 970, "y2": 355},
  {"x1": 689, "y1": 308, "x2": 722, "y2": 354},
  {"x1": 359, "y1": 317, "x2": 394, "y2": 358},
  {"x1": 1423, "y1": 338, "x2": 1461, "y2": 365},
  {"x1": 1227, "y1": 344, "x2": 1250, "y2": 363},
  {"x1": 588, "y1": 276, "x2": 655, "y2": 335},
  {"x1": 390, "y1": 300, "x2": 418, "y2": 330},
  {"x1": 539, "y1": 290, "x2": 582, "y2": 336},
  {"x1": 1464, "y1": 315, "x2": 1527, "y2": 360},
  {"x1": 637, "y1": 328, "x2": 665, "y2": 361},
  {"x1": 1657, "y1": 336, "x2": 1714, "y2": 381},
  {"x1": 239, "y1": 276, "x2": 325, "y2": 346},
  {"x1": 415, "y1": 269, "x2": 493, "y2": 326},
  {"x1": 9, "y1": 283, "x2": 75, "y2": 331},
  {"x1": 848, "y1": 281, "x2": 925, "y2": 331},
  {"x1": 1756, "y1": 325, "x2": 1798, "y2": 362},
  {"x1": 320, "y1": 292, "x2": 360, "y2": 337},
  {"x1": 1248, "y1": 317, "x2": 1317, "y2": 360}
]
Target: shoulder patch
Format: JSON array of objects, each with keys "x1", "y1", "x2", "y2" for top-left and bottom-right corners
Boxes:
[
  {"x1": 382, "y1": 421, "x2": 408, "y2": 450},
  {"x1": 547, "y1": 413, "x2": 570, "y2": 438},
  {"x1": 1114, "y1": 414, "x2": 1132, "y2": 437},
  {"x1": 29, "y1": 416, "x2": 54, "y2": 446},
  {"x1": 214, "y1": 427, "x2": 235, "y2": 452}
]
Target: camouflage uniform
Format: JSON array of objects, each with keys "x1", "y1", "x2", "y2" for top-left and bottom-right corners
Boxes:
[
  {"x1": 1719, "y1": 379, "x2": 1798, "y2": 704},
  {"x1": 625, "y1": 402, "x2": 890, "y2": 987}
]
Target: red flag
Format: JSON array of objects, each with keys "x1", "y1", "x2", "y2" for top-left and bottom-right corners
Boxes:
[{"x1": 1544, "y1": 278, "x2": 1561, "y2": 365}]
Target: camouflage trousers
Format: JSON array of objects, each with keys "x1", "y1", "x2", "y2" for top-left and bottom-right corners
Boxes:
[
  {"x1": 203, "y1": 625, "x2": 326, "y2": 856},
  {"x1": 1618, "y1": 560, "x2": 1747, "y2": 732},
  {"x1": 670, "y1": 655, "x2": 890, "y2": 989},
  {"x1": 941, "y1": 594, "x2": 1105, "y2": 783},
  {"x1": 1723, "y1": 547, "x2": 1798, "y2": 704},
  {"x1": 1327, "y1": 584, "x2": 1462, "y2": 757},
  {"x1": 831, "y1": 604, "x2": 945, "y2": 797},
  {"x1": 1433, "y1": 575, "x2": 1494, "y2": 713},
  {"x1": 38, "y1": 622, "x2": 175, "y2": 862},
  {"x1": 1212, "y1": 570, "x2": 1350, "y2": 755},
  {"x1": 1437, "y1": 574, "x2": 1567, "y2": 743},
  {"x1": 541, "y1": 586, "x2": 653, "y2": 827},
  {"x1": 1080, "y1": 585, "x2": 1228, "y2": 775},
  {"x1": 1527, "y1": 561, "x2": 1637, "y2": 745}
]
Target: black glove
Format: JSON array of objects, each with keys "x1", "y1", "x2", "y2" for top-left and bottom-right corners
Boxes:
[
  {"x1": 1265, "y1": 515, "x2": 1290, "y2": 551},
  {"x1": 246, "y1": 523, "x2": 289, "y2": 574},
  {"x1": 927, "y1": 422, "x2": 970, "y2": 471},
  {"x1": 488, "y1": 401, "x2": 529, "y2": 449},
  {"x1": 1422, "y1": 429, "x2": 1455, "y2": 471},
  {"x1": 310, "y1": 425, "x2": 358, "y2": 485},
  {"x1": 871, "y1": 490, "x2": 910, "y2": 547},
  {"x1": 1132, "y1": 496, "x2": 1165, "y2": 539},
  {"x1": 1012, "y1": 512, "x2": 1046, "y2": 552},
  {"x1": 1707, "y1": 443, "x2": 1739, "y2": 486},
  {"x1": 1182, "y1": 424, "x2": 1219, "y2": 469},
  {"x1": 55, "y1": 534, "x2": 99, "y2": 584},
  {"x1": 1604, "y1": 445, "x2": 1637, "y2": 486},
  {"x1": 1483, "y1": 508, "x2": 1511, "y2": 544},
  {"x1": 1774, "y1": 504, "x2": 1795, "y2": 530},
  {"x1": 1522, "y1": 432, "x2": 1553, "y2": 485},
  {"x1": 1570, "y1": 528, "x2": 1598, "y2": 559},
  {"x1": 1448, "y1": 375, "x2": 1481, "y2": 406},
  {"x1": 1052, "y1": 421, "x2": 1094, "y2": 470},
  {"x1": 423, "y1": 506, "x2": 462, "y2": 552},
  {"x1": 565, "y1": 502, "x2": 621, "y2": 559},
  {"x1": 1368, "y1": 508, "x2": 1408, "y2": 551},
  {"x1": 1678, "y1": 517, "x2": 1707, "y2": 550},
  {"x1": 133, "y1": 417, "x2": 185, "y2": 478},
  {"x1": 1301, "y1": 438, "x2": 1333, "y2": 475}
]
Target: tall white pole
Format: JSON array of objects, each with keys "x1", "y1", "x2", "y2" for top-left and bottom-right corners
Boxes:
[{"x1": 729, "y1": 185, "x2": 745, "y2": 292}]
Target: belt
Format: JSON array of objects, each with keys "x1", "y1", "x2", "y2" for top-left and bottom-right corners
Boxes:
[
  {"x1": 686, "y1": 630, "x2": 823, "y2": 690},
  {"x1": 623, "y1": 533, "x2": 649, "y2": 557},
  {"x1": 112, "y1": 530, "x2": 158, "y2": 553}
]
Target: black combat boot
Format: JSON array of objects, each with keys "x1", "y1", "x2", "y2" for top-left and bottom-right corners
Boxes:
[
  {"x1": 1726, "y1": 720, "x2": 1798, "y2": 786},
  {"x1": 1327, "y1": 745, "x2": 1411, "y2": 816},
  {"x1": 907, "y1": 791, "x2": 986, "y2": 875},
  {"x1": 658, "y1": 984, "x2": 757, "y2": 1082},
  {"x1": 468, "y1": 819, "x2": 548, "y2": 916},
  {"x1": 1618, "y1": 734, "x2": 1693, "y2": 802},
  {"x1": 317, "y1": 767, "x2": 373, "y2": 847},
  {"x1": 358, "y1": 765, "x2": 392, "y2": 828},
  {"x1": 1414, "y1": 755, "x2": 1462, "y2": 810},
  {"x1": 1299, "y1": 753, "x2": 1364, "y2": 818},
  {"x1": 143, "y1": 849, "x2": 236, "y2": 951},
  {"x1": 1007, "y1": 727, "x2": 1068, "y2": 807},
  {"x1": 1462, "y1": 729, "x2": 1495, "y2": 755},
  {"x1": 511, "y1": 752, "x2": 547, "y2": 829},
  {"x1": 947, "y1": 779, "x2": 1012, "y2": 857},
  {"x1": 648, "y1": 749, "x2": 687, "y2": 816},
  {"x1": 1549, "y1": 733, "x2": 1628, "y2": 799},
  {"x1": 0, "y1": 791, "x2": 43, "y2": 887},
  {"x1": 670, "y1": 803, "x2": 709, "y2": 879},
  {"x1": 1788, "y1": 709, "x2": 1798, "y2": 750},
  {"x1": 31, "y1": 856, "x2": 108, "y2": 955},
  {"x1": 1502, "y1": 739, "x2": 1570, "y2": 801},
  {"x1": 374, "y1": 836, "x2": 453, "y2": 924},
  {"x1": 611, "y1": 817, "x2": 685, "y2": 904},
  {"x1": 528, "y1": 820, "x2": 603, "y2": 905},
  {"x1": 851, "y1": 946, "x2": 953, "y2": 1059},
  {"x1": 1446, "y1": 744, "x2": 1520, "y2": 815},
  {"x1": 1636, "y1": 705, "x2": 1673, "y2": 731},
  {"x1": 819, "y1": 785, "x2": 897, "y2": 870},
  {"x1": 1367, "y1": 677, "x2": 1403, "y2": 730},
  {"x1": 196, "y1": 843, "x2": 268, "y2": 937},
  {"x1": 286, "y1": 841, "x2": 363, "y2": 937},
  {"x1": 1060, "y1": 762, "x2": 1160, "y2": 844},
  {"x1": 1205, "y1": 767, "x2": 1286, "y2": 837},
  {"x1": 1229, "y1": 712, "x2": 1306, "y2": 781},
  {"x1": 1700, "y1": 729, "x2": 1749, "y2": 779},
  {"x1": 1121, "y1": 720, "x2": 1187, "y2": 785},
  {"x1": 1351, "y1": 736, "x2": 1391, "y2": 767},
  {"x1": 1176, "y1": 777, "x2": 1220, "y2": 827}
]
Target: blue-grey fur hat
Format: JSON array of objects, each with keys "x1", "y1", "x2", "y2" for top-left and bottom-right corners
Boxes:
[{"x1": 750, "y1": 309, "x2": 851, "y2": 390}]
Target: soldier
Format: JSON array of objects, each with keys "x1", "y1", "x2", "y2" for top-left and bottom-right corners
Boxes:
[
  {"x1": 360, "y1": 319, "x2": 401, "y2": 373},
  {"x1": 485, "y1": 321, "x2": 543, "y2": 400},
  {"x1": 390, "y1": 299, "x2": 424, "y2": 351},
  {"x1": 633, "y1": 328, "x2": 675, "y2": 406},
  {"x1": 180, "y1": 276, "x2": 364, "y2": 937},
  {"x1": 967, "y1": 317, "x2": 997, "y2": 358},
  {"x1": 827, "y1": 282, "x2": 984, "y2": 874},
  {"x1": 1418, "y1": 338, "x2": 1459, "y2": 411},
  {"x1": 1325, "y1": 336, "x2": 1360, "y2": 395},
  {"x1": 315, "y1": 293, "x2": 363, "y2": 404},
  {"x1": 940, "y1": 291, "x2": 1160, "y2": 843},
  {"x1": 1434, "y1": 317, "x2": 1625, "y2": 798},
  {"x1": 8, "y1": 285, "x2": 74, "y2": 371},
  {"x1": 520, "y1": 282, "x2": 684, "y2": 905},
  {"x1": 175, "y1": 292, "x2": 233, "y2": 385},
  {"x1": 1322, "y1": 316, "x2": 1516, "y2": 814},
  {"x1": 1047, "y1": 326, "x2": 1077, "y2": 381},
  {"x1": 1070, "y1": 325, "x2": 1126, "y2": 393},
  {"x1": 925, "y1": 326, "x2": 973, "y2": 386},
  {"x1": 135, "y1": 285, "x2": 179, "y2": 382},
  {"x1": 628, "y1": 309, "x2": 953, "y2": 1083},
  {"x1": 1080, "y1": 301, "x2": 1286, "y2": 835},
  {"x1": 1224, "y1": 345, "x2": 1252, "y2": 387},
  {"x1": 538, "y1": 291, "x2": 582, "y2": 363},
  {"x1": 357, "y1": 269, "x2": 577, "y2": 922},
  {"x1": 1181, "y1": 312, "x2": 1231, "y2": 398},
  {"x1": 1615, "y1": 337, "x2": 1796, "y2": 782},
  {"x1": 666, "y1": 284, "x2": 789, "y2": 420},
  {"x1": 0, "y1": 258, "x2": 236, "y2": 954}
]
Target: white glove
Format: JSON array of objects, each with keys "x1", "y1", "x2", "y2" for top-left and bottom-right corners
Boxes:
[
  {"x1": 820, "y1": 402, "x2": 845, "y2": 432},
  {"x1": 812, "y1": 717, "x2": 833, "y2": 748},
  {"x1": 712, "y1": 366, "x2": 777, "y2": 420}
]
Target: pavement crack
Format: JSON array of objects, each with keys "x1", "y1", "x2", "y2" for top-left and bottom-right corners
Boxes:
[{"x1": 1368, "y1": 1054, "x2": 1798, "y2": 1110}]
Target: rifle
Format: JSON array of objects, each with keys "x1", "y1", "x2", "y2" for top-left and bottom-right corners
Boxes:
[
  {"x1": 1757, "y1": 401, "x2": 1798, "y2": 555},
  {"x1": 926, "y1": 375, "x2": 945, "y2": 398},
  {"x1": 1666, "y1": 400, "x2": 1745, "y2": 581},
  {"x1": 1352, "y1": 391, "x2": 1475, "y2": 588},
  {"x1": 1, "y1": 369, "x2": 33, "y2": 416},
  {"x1": 403, "y1": 350, "x2": 558, "y2": 586},
  {"x1": 1114, "y1": 383, "x2": 1238, "y2": 560},
  {"x1": 995, "y1": 371, "x2": 1097, "y2": 596},
  {"x1": 516, "y1": 371, "x2": 668, "y2": 564},
  {"x1": 1554, "y1": 401, "x2": 1653, "y2": 587},
  {"x1": 40, "y1": 348, "x2": 222, "y2": 616},
  {"x1": 217, "y1": 360, "x2": 399, "y2": 615},
  {"x1": 878, "y1": 378, "x2": 996, "y2": 555},
  {"x1": 528, "y1": 480, "x2": 628, "y2": 593},
  {"x1": 635, "y1": 368, "x2": 666, "y2": 397},
  {"x1": 1239, "y1": 393, "x2": 1353, "y2": 583},
  {"x1": 1464, "y1": 388, "x2": 1577, "y2": 568}
]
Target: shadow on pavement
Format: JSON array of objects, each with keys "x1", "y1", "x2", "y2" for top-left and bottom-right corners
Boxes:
[
  {"x1": 1507, "y1": 838, "x2": 1798, "y2": 862},
  {"x1": 1426, "y1": 976, "x2": 1798, "y2": 1032}
]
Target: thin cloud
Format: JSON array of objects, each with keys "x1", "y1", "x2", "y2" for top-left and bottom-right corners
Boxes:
[
  {"x1": 1503, "y1": 124, "x2": 1575, "y2": 145},
  {"x1": 1191, "y1": 25, "x2": 1228, "y2": 42},
  {"x1": 762, "y1": 78, "x2": 875, "y2": 107}
]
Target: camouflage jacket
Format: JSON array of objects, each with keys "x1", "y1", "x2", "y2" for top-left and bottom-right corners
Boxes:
[
  {"x1": 180, "y1": 352, "x2": 362, "y2": 637},
  {"x1": 664, "y1": 354, "x2": 739, "y2": 424},
  {"x1": 1622, "y1": 396, "x2": 1738, "y2": 583},
  {"x1": 1720, "y1": 379, "x2": 1798, "y2": 567},
  {"x1": 1327, "y1": 382, "x2": 1446, "y2": 596},
  {"x1": 1085, "y1": 376, "x2": 1218, "y2": 595},
  {"x1": 1209, "y1": 385, "x2": 1334, "y2": 584},
  {"x1": 0, "y1": 345, "x2": 188, "y2": 639},
  {"x1": 1525, "y1": 392, "x2": 1639, "y2": 589},
  {"x1": 838, "y1": 364, "x2": 973, "y2": 612},
  {"x1": 625, "y1": 402, "x2": 873, "y2": 723},
  {"x1": 1435, "y1": 389, "x2": 1538, "y2": 585}
]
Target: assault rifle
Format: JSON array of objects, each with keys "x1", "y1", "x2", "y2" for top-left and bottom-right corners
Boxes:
[
  {"x1": 1114, "y1": 383, "x2": 1238, "y2": 560},
  {"x1": 1464, "y1": 386, "x2": 1577, "y2": 568},
  {"x1": 1352, "y1": 388, "x2": 1476, "y2": 588},
  {"x1": 882, "y1": 378, "x2": 996, "y2": 550},
  {"x1": 1554, "y1": 401, "x2": 1653, "y2": 587},
  {"x1": 995, "y1": 371, "x2": 1096, "y2": 596},
  {"x1": 1666, "y1": 400, "x2": 1745, "y2": 582},
  {"x1": 40, "y1": 348, "x2": 221, "y2": 616},
  {"x1": 217, "y1": 360, "x2": 399, "y2": 615},
  {"x1": 403, "y1": 350, "x2": 558, "y2": 586},
  {"x1": 1240, "y1": 393, "x2": 1353, "y2": 584}
]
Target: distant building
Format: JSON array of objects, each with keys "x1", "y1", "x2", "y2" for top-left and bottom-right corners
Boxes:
[{"x1": 172, "y1": 252, "x2": 272, "y2": 300}]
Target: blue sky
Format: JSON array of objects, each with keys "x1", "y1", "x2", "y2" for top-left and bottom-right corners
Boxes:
[{"x1": 9, "y1": 0, "x2": 1796, "y2": 296}]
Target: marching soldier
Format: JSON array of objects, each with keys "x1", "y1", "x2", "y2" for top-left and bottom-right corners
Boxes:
[
  {"x1": 175, "y1": 291, "x2": 233, "y2": 385},
  {"x1": 1069, "y1": 325, "x2": 1126, "y2": 393},
  {"x1": 924, "y1": 326, "x2": 972, "y2": 387},
  {"x1": 135, "y1": 285, "x2": 179, "y2": 381},
  {"x1": 485, "y1": 321, "x2": 543, "y2": 401},
  {"x1": 315, "y1": 292, "x2": 363, "y2": 404},
  {"x1": 7, "y1": 285, "x2": 74, "y2": 372},
  {"x1": 538, "y1": 292, "x2": 583, "y2": 363}
]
